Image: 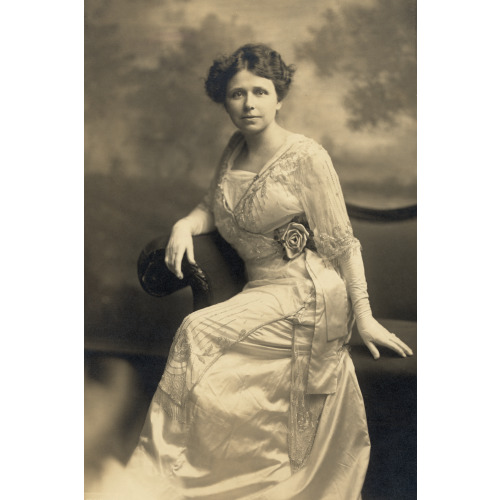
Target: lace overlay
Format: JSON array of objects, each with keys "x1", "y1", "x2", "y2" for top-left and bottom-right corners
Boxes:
[
  {"x1": 317, "y1": 227, "x2": 361, "y2": 264},
  {"x1": 288, "y1": 293, "x2": 328, "y2": 471},
  {"x1": 211, "y1": 132, "x2": 360, "y2": 263},
  {"x1": 158, "y1": 132, "x2": 360, "y2": 473},
  {"x1": 157, "y1": 297, "x2": 263, "y2": 422}
]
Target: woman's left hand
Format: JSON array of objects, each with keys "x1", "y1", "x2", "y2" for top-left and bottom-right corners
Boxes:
[{"x1": 357, "y1": 316, "x2": 413, "y2": 360}]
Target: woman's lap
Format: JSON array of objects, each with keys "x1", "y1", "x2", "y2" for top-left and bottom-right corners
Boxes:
[{"x1": 128, "y1": 281, "x2": 369, "y2": 498}]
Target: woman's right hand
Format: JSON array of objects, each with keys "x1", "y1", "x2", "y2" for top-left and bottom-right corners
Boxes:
[{"x1": 165, "y1": 219, "x2": 196, "y2": 280}]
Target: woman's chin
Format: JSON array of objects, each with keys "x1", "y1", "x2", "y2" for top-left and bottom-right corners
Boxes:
[{"x1": 236, "y1": 122, "x2": 271, "y2": 136}]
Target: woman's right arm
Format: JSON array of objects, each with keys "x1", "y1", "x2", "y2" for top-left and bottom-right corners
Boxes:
[
  {"x1": 165, "y1": 204, "x2": 215, "y2": 280},
  {"x1": 165, "y1": 132, "x2": 241, "y2": 279}
]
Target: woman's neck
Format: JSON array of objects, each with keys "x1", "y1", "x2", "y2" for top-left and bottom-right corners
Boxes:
[{"x1": 242, "y1": 122, "x2": 289, "y2": 163}]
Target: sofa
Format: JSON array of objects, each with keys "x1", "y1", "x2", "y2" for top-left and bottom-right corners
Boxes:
[{"x1": 85, "y1": 205, "x2": 417, "y2": 499}]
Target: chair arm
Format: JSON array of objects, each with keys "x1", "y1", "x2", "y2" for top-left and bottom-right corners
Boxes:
[{"x1": 137, "y1": 231, "x2": 246, "y2": 310}]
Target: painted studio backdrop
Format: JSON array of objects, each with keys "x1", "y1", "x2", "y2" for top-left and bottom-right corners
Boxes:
[
  {"x1": 85, "y1": 0, "x2": 416, "y2": 356},
  {"x1": 85, "y1": 1, "x2": 417, "y2": 498}
]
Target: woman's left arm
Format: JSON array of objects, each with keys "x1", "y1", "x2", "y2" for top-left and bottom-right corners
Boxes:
[
  {"x1": 339, "y1": 248, "x2": 413, "y2": 359},
  {"x1": 292, "y1": 142, "x2": 412, "y2": 359}
]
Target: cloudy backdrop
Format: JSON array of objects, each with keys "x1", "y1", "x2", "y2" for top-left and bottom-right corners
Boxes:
[{"x1": 85, "y1": 0, "x2": 416, "y2": 208}]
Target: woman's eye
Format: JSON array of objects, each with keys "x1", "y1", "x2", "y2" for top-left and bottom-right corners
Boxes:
[
  {"x1": 255, "y1": 89, "x2": 267, "y2": 96},
  {"x1": 232, "y1": 90, "x2": 243, "y2": 98}
]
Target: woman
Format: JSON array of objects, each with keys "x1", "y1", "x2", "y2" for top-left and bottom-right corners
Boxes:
[{"x1": 127, "y1": 43, "x2": 413, "y2": 499}]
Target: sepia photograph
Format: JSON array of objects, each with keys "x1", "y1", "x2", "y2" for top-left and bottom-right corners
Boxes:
[{"x1": 84, "y1": 1, "x2": 417, "y2": 498}]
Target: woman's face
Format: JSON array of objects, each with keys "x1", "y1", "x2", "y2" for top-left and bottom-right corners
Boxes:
[{"x1": 224, "y1": 69, "x2": 282, "y2": 135}]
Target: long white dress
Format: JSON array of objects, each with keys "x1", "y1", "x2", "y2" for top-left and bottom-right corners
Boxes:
[{"x1": 126, "y1": 132, "x2": 371, "y2": 499}]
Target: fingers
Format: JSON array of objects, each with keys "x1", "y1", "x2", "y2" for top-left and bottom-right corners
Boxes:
[
  {"x1": 365, "y1": 341, "x2": 380, "y2": 360},
  {"x1": 173, "y1": 249, "x2": 184, "y2": 280},
  {"x1": 165, "y1": 242, "x2": 184, "y2": 280},
  {"x1": 165, "y1": 234, "x2": 196, "y2": 280},
  {"x1": 385, "y1": 338, "x2": 407, "y2": 358},
  {"x1": 381, "y1": 333, "x2": 414, "y2": 358},
  {"x1": 393, "y1": 336, "x2": 413, "y2": 356},
  {"x1": 359, "y1": 320, "x2": 414, "y2": 359},
  {"x1": 185, "y1": 240, "x2": 196, "y2": 265}
]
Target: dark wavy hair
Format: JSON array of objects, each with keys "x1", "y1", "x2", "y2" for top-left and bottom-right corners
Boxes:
[{"x1": 205, "y1": 43, "x2": 296, "y2": 104}]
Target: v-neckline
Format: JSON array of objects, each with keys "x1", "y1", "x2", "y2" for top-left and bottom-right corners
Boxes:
[
  {"x1": 227, "y1": 132, "x2": 299, "y2": 177},
  {"x1": 221, "y1": 132, "x2": 301, "y2": 215}
]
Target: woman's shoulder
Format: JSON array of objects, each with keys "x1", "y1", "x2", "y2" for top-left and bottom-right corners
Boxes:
[{"x1": 286, "y1": 133, "x2": 332, "y2": 164}]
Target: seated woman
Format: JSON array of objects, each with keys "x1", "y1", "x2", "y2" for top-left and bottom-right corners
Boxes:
[{"x1": 126, "y1": 43, "x2": 413, "y2": 500}]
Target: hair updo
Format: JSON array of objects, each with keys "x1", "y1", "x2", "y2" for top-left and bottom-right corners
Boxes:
[{"x1": 205, "y1": 43, "x2": 296, "y2": 104}]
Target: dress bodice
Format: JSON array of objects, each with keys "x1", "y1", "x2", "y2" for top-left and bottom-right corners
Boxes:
[
  {"x1": 221, "y1": 169, "x2": 255, "y2": 213},
  {"x1": 203, "y1": 131, "x2": 360, "y2": 280}
]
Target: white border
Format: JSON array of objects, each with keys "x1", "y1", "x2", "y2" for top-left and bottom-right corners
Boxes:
[
  {"x1": 2, "y1": 0, "x2": 500, "y2": 497},
  {"x1": 418, "y1": 0, "x2": 500, "y2": 497},
  {"x1": 1, "y1": 2, "x2": 83, "y2": 497}
]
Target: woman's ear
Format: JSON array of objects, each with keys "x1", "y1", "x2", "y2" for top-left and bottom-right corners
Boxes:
[{"x1": 276, "y1": 101, "x2": 283, "y2": 111}]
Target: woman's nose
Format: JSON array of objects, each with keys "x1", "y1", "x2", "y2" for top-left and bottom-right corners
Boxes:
[{"x1": 244, "y1": 95, "x2": 255, "y2": 110}]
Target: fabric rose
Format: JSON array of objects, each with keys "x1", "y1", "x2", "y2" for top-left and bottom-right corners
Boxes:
[{"x1": 278, "y1": 222, "x2": 310, "y2": 261}]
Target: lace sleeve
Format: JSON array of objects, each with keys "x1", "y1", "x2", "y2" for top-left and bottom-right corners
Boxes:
[{"x1": 291, "y1": 142, "x2": 361, "y2": 263}]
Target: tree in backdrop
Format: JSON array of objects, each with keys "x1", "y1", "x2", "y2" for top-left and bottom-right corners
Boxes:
[
  {"x1": 296, "y1": 0, "x2": 416, "y2": 131},
  {"x1": 126, "y1": 14, "x2": 254, "y2": 182},
  {"x1": 84, "y1": 1, "x2": 140, "y2": 175},
  {"x1": 85, "y1": 0, "x2": 254, "y2": 181}
]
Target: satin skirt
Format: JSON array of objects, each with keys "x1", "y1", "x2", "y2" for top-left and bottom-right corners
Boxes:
[{"x1": 125, "y1": 297, "x2": 370, "y2": 500}]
